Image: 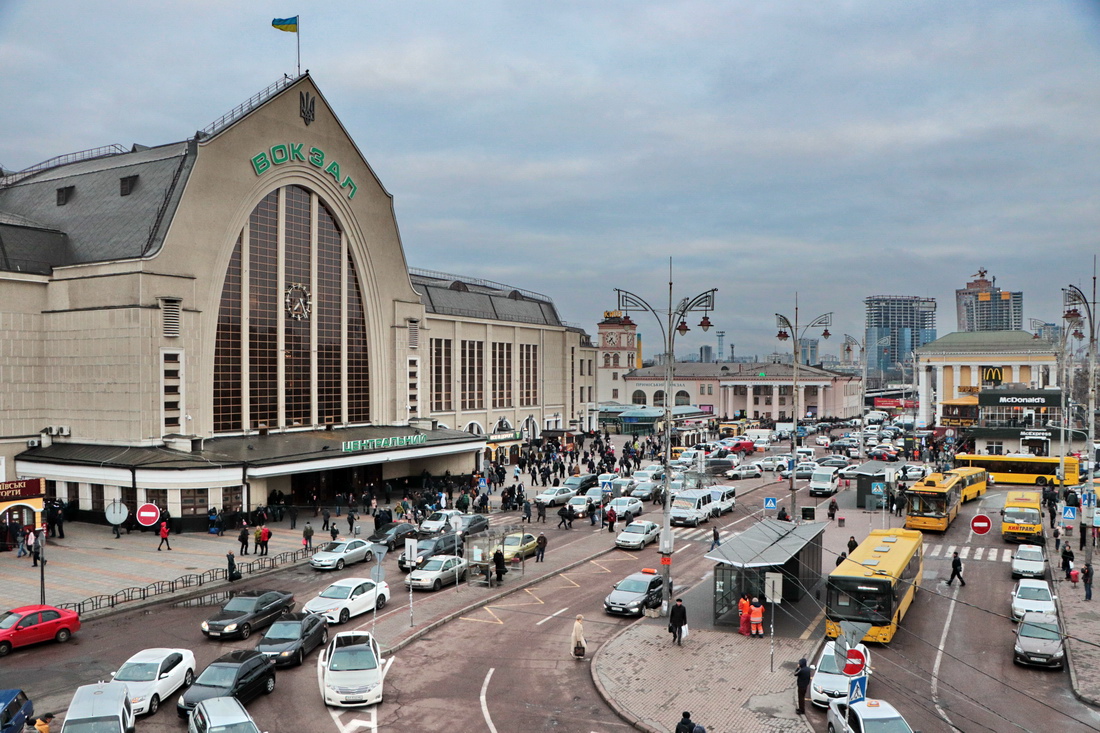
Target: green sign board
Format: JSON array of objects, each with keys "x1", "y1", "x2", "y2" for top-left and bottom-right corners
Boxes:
[
  {"x1": 341, "y1": 434, "x2": 427, "y2": 453},
  {"x1": 250, "y1": 144, "x2": 358, "y2": 199}
]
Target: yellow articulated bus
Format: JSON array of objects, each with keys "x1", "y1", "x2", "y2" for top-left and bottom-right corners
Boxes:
[
  {"x1": 952, "y1": 454, "x2": 1079, "y2": 487},
  {"x1": 826, "y1": 528, "x2": 924, "y2": 644},
  {"x1": 1001, "y1": 491, "x2": 1044, "y2": 543},
  {"x1": 904, "y1": 468, "x2": 988, "y2": 533}
]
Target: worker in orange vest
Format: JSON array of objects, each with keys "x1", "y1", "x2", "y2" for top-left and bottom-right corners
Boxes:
[
  {"x1": 749, "y1": 597, "x2": 765, "y2": 638},
  {"x1": 738, "y1": 593, "x2": 751, "y2": 636}
]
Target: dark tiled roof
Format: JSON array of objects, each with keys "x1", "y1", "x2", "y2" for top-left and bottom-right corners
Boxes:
[
  {"x1": 0, "y1": 219, "x2": 69, "y2": 274},
  {"x1": 0, "y1": 142, "x2": 195, "y2": 270},
  {"x1": 410, "y1": 271, "x2": 564, "y2": 327}
]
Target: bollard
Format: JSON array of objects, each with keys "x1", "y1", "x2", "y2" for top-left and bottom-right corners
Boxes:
[{"x1": 838, "y1": 516, "x2": 846, "y2": 528}]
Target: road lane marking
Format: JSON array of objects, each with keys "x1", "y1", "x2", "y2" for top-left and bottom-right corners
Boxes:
[
  {"x1": 801, "y1": 608, "x2": 826, "y2": 640},
  {"x1": 1003, "y1": 549, "x2": 1013, "y2": 562},
  {"x1": 481, "y1": 668, "x2": 499, "y2": 733},
  {"x1": 930, "y1": 584, "x2": 961, "y2": 731},
  {"x1": 536, "y1": 607, "x2": 569, "y2": 626},
  {"x1": 929, "y1": 544, "x2": 942, "y2": 557},
  {"x1": 674, "y1": 545, "x2": 690, "y2": 554},
  {"x1": 959, "y1": 546, "x2": 970, "y2": 559},
  {"x1": 460, "y1": 606, "x2": 504, "y2": 624},
  {"x1": 946, "y1": 545, "x2": 957, "y2": 557},
  {"x1": 973, "y1": 547, "x2": 984, "y2": 561}
]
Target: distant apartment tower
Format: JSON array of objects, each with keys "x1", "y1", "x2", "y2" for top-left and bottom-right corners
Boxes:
[
  {"x1": 699, "y1": 345, "x2": 714, "y2": 363},
  {"x1": 956, "y1": 268, "x2": 1023, "y2": 331},
  {"x1": 864, "y1": 295, "x2": 937, "y2": 375},
  {"x1": 799, "y1": 338, "x2": 819, "y2": 366}
]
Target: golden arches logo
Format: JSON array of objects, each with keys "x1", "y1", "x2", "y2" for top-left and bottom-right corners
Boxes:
[{"x1": 980, "y1": 366, "x2": 1003, "y2": 383}]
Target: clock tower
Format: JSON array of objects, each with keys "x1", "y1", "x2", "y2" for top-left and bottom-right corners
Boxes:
[{"x1": 597, "y1": 311, "x2": 639, "y2": 404}]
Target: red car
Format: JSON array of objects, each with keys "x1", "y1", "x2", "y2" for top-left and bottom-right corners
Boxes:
[{"x1": 0, "y1": 605, "x2": 80, "y2": 656}]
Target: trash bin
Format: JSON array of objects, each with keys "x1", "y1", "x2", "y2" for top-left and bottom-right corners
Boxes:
[
  {"x1": 802, "y1": 506, "x2": 816, "y2": 521},
  {"x1": 838, "y1": 516, "x2": 846, "y2": 528}
]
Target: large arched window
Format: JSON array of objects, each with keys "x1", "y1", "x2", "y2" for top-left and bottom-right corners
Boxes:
[
  {"x1": 675, "y1": 390, "x2": 691, "y2": 406},
  {"x1": 213, "y1": 185, "x2": 370, "y2": 432},
  {"x1": 632, "y1": 390, "x2": 647, "y2": 405},
  {"x1": 653, "y1": 390, "x2": 666, "y2": 407}
]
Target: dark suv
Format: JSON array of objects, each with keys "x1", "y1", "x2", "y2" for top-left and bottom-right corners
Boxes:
[
  {"x1": 398, "y1": 533, "x2": 462, "y2": 571},
  {"x1": 177, "y1": 650, "x2": 275, "y2": 717},
  {"x1": 564, "y1": 474, "x2": 598, "y2": 494}
]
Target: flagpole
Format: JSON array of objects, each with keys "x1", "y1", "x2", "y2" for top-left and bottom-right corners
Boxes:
[{"x1": 297, "y1": 18, "x2": 301, "y2": 76}]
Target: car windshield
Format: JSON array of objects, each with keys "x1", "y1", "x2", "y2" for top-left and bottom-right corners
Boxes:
[
  {"x1": 622, "y1": 524, "x2": 646, "y2": 534},
  {"x1": 1016, "y1": 587, "x2": 1052, "y2": 602},
  {"x1": 1016, "y1": 550, "x2": 1044, "y2": 563},
  {"x1": 319, "y1": 542, "x2": 347, "y2": 553},
  {"x1": 195, "y1": 664, "x2": 237, "y2": 687},
  {"x1": 1019, "y1": 620, "x2": 1061, "y2": 640},
  {"x1": 426, "y1": 513, "x2": 446, "y2": 522},
  {"x1": 827, "y1": 578, "x2": 893, "y2": 625},
  {"x1": 815, "y1": 651, "x2": 844, "y2": 675},
  {"x1": 1004, "y1": 508, "x2": 1041, "y2": 524},
  {"x1": 263, "y1": 621, "x2": 303, "y2": 641},
  {"x1": 223, "y1": 597, "x2": 260, "y2": 613},
  {"x1": 373, "y1": 523, "x2": 399, "y2": 536},
  {"x1": 54, "y1": 719, "x2": 123, "y2": 733},
  {"x1": 564, "y1": 477, "x2": 583, "y2": 487},
  {"x1": 615, "y1": 578, "x2": 649, "y2": 593},
  {"x1": 329, "y1": 646, "x2": 378, "y2": 671},
  {"x1": 319, "y1": 585, "x2": 353, "y2": 600},
  {"x1": 502, "y1": 535, "x2": 527, "y2": 546},
  {"x1": 113, "y1": 661, "x2": 159, "y2": 681},
  {"x1": 0, "y1": 611, "x2": 21, "y2": 629},
  {"x1": 422, "y1": 559, "x2": 446, "y2": 571},
  {"x1": 209, "y1": 723, "x2": 260, "y2": 733}
]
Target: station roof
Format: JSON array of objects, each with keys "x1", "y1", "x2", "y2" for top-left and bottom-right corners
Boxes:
[{"x1": 705, "y1": 519, "x2": 826, "y2": 568}]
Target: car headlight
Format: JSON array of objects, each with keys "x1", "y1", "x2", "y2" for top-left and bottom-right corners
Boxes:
[
  {"x1": 201, "y1": 621, "x2": 209, "y2": 631},
  {"x1": 279, "y1": 650, "x2": 293, "y2": 657},
  {"x1": 1014, "y1": 645, "x2": 1024, "y2": 654},
  {"x1": 224, "y1": 623, "x2": 238, "y2": 632},
  {"x1": 1053, "y1": 649, "x2": 1065, "y2": 658},
  {"x1": 131, "y1": 695, "x2": 147, "y2": 703},
  {"x1": 626, "y1": 600, "x2": 641, "y2": 608}
]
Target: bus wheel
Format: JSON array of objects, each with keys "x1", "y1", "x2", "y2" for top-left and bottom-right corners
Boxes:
[{"x1": 1036, "y1": 477, "x2": 1047, "y2": 486}]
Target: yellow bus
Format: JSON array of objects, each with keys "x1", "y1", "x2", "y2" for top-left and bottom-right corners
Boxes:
[
  {"x1": 1001, "y1": 491, "x2": 1044, "y2": 543},
  {"x1": 905, "y1": 468, "x2": 987, "y2": 532},
  {"x1": 826, "y1": 528, "x2": 924, "y2": 644},
  {"x1": 952, "y1": 454, "x2": 1079, "y2": 487}
]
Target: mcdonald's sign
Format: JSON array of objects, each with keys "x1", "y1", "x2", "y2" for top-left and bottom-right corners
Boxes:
[{"x1": 980, "y1": 365, "x2": 1004, "y2": 385}]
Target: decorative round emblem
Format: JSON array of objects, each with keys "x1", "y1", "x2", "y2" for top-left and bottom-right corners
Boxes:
[{"x1": 285, "y1": 283, "x2": 312, "y2": 321}]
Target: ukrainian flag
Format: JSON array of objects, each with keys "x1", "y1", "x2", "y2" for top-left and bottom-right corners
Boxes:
[{"x1": 272, "y1": 16, "x2": 299, "y2": 33}]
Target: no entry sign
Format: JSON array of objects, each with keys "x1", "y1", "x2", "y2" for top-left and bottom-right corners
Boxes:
[
  {"x1": 970, "y1": 514, "x2": 992, "y2": 535},
  {"x1": 136, "y1": 502, "x2": 161, "y2": 527},
  {"x1": 843, "y1": 647, "x2": 867, "y2": 676}
]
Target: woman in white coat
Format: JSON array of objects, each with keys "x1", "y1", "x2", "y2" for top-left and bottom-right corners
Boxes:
[{"x1": 571, "y1": 614, "x2": 587, "y2": 660}]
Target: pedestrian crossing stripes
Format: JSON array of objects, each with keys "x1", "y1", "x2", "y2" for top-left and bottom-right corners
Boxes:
[{"x1": 926, "y1": 544, "x2": 1016, "y2": 563}]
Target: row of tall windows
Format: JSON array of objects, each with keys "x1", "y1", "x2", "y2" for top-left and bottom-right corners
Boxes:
[{"x1": 430, "y1": 339, "x2": 538, "y2": 412}]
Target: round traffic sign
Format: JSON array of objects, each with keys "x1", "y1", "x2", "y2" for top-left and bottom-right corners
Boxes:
[
  {"x1": 135, "y1": 502, "x2": 161, "y2": 527},
  {"x1": 104, "y1": 502, "x2": 129, "y2": 525},
  {"x1": 843, "y1": 647, "x2": 866, "y2": 676},
  {"x1": 971, "y1": 514, "x2": 992, "y2": 535}
]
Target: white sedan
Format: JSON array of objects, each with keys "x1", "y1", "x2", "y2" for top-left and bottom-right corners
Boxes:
[
  {"x1": 304, "y1": 578, "x2": 390, "y2": 625},
  {"x1": 810, "y1": 640, "x2": 871, "y2": 708},
  {"x1": 725, "y1": 463, "x2": 763, "y2": 480},
  {"x1": 405, "y1": 554, "x2": 468, "y2": 591},
  {"x1": 535, "y1": 486, "x2": 575, "y2": 506},
  {"x1": 310, "y1": 538, "x2": 375, "y2": 571},
  {"x1": 322, "y1": 631, "x2": 387, "y2": 707},
  {"x1": 110, "y1": 647, "x2": 195, "y2": 715},
  {"x1": 615, "y1": 521, "x2": 660, "y2": 550},
  {"x1": 1010, "y1": 579, "x2": 1057, "y2": 621},
  {"x1": 419, "y1": 509, "x2": 462, "y2": 535},
  {"x1": 608, "y1": 496, "x2": 644, "y2": 518}
]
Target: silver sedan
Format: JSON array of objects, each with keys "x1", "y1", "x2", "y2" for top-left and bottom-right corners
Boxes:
[
  {"x1": 615, "y1": 521, "x2": 660, "y2": 550},
  {"x1": 404, "y1": 554, "x2": 467, "y2": 591},
  {"x1": 310, "y1": 539, "x2": 375, "y2": 571}
]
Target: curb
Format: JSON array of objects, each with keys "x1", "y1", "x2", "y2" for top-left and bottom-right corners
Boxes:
[
  {"x1": 1050, "y1": 548, "x2": 1100, "y2": 708},
  {"x1": 589, "y1": 622, "x2": 660, "y2": 732}
]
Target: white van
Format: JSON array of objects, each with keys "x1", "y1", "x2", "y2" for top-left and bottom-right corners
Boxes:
[
  {"x1": 62, "y1": 682, "x2": 136, "y2": 733},
  {"x1": 669, "y1": 488, "x2": 713, "y2": 527},
  {"x1": 795, "y1": 446, "x2": 815, "y2": 462},
  {"x1": 808, "y1": 466, "x2": 840, "y2": 497},
  {"x1": 708, "y1": 487, "x2": 737, "y2": 515},
  {"x1": 746, "y1": 429, "x2": 775, "y2": 444}
]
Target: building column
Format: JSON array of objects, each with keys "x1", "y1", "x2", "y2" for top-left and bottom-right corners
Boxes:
[{"x1": 918, "y1": 366, "x2": 933, "y2": 427}]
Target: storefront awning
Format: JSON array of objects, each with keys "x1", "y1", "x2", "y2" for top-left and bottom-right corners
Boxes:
[{"x1": 705, "y1": 519, "x2": 826, "y2": 568}]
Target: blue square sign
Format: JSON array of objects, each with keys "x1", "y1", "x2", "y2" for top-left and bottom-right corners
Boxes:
[
  {"x1": 871, "y1": 482, "x2": 885, "y2": 496},
  {"x1": 1063, "y1": 506, "x2": 1078, "y2": 521},
  {"x1": 848, "y1": 676, "x2": 867, "y2": 705},
  {"x1": 764, "y1": 497, "x2": 778, "y2": 510}
]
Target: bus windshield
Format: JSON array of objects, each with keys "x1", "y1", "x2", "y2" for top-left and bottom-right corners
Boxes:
[
  {"x1": 827, "y1": 577, "x2": 893, "y2": 625},
  {"x1": 907, "y1": 493, "x2": 947, "y2": 517},
  {"x1": 1004, "y1": 507, "x2": 1041, "y2": 525}
]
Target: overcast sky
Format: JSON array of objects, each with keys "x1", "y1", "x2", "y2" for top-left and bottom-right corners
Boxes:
[{"x1": 3, "y1": 1, "x2": 1100, "y2": 361}]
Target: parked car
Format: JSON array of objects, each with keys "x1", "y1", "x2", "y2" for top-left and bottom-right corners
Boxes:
[
  {"x1": 0, "y1": 605, "x2": 80, "y2": 657},
  {"x1": 201, "y1": 591, "x2": 295, "y2": 640},
  {"x1": 896, "y1": 463, "x2": 931, "y2": 481},
  {"x1": 826, "y1": 698, "x2": 914, "y2": 733},
  {"x1": 780, "y1": 462, "x2": 816, "y2": 480},
  {"x1": 494, "y1": 532, "x2": 538, "y2": 562},
  {"x1": 566, "y1": 496, "x2": 592, "y2": 517},
  {"x1": 418, "y1": 509, "x2": 463, "y2": 535},
  {"x1": 398, "y1": 532, "x2": 462, "y2": 571},
  {"x1": 453, "y1": 513, "x2": 489, "y2": 538},
  {"x1": 604, "y1": 570, "x2": 665, "y2": 616},
  {"x1": 187, "y1": 696, "x2": 262, "y2": 733},
  {"x1": 176, "y1": 650, "x2": 275, "y2": 718},
  {"x1": 562, "y1": 474, "x2": 598, "y2": 494},
  {"x1": 615, "y1": 521, "x2": 660, "y2": 550},
  {"x1": 310, "y1": 538, "x2": 375, "y2": 571},
  {"x1": 0, "y1": 689, "x2": 33, "y2": 733},
  {"x1": 1013, "y1": 612, "x2": 1065, "y2": 669},
  {"x1": 1011, "y1": 545, "x2": 1048, "y2": 580},
  {"x1": 608, "y1": 496, "x2": 644, "y2": 518},
  {"x1": 111, "y1": 647, "x2": 196, "y2": 715},
  {"x1": 254, "y1": 612, "x2": 329, "y2": 667},
  {"x1": 815, "y1": 434, "x2": 832, "y2": 446},
  {"x1": 1010, "y1": 579, "x2": 1057, "y2": 621},
  {"x1": 758, "y1": 455, "x2": 789, "y2": 472},
  {"x1": 366, "y1": 522, "x2": 419, "y2": 551},
  {"x1": 725, "y1": 463, "x2": 763, "y2": 480},
  {"x1": 535, "y1": 486, "x2": 575, "y2": 506},
  {"x1": 322, "y1": 631, "x2": 386, "y2": 707},
  {"x1": 809, "y1": 641, "x2": 871, "y2": 708},
  {"x1": 404, "y1": 555, "x2": 468, "y2": 591},
  {"x1": 304, "y1": 578, "x2": 390, "y2": 625},
  {"x1": 631, "y1": 482, "x2": 659, "y2": 501},
  {"x1": 815, "y1": 455, "x2": 850, "y2": 469}
]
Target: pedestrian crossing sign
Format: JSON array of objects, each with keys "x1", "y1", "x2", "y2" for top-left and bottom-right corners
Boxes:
[
  {"x1": 1063, "y1": 506, "x2": 1077, "y2": 521},
  {"x1": 848, "y1": 676, "x2": 867, "y2": 705},
  {"x1": 479, "y1": 477, "x2": 487, "y2": 489},
  {"x1": 764, "y1": 497, "x2": 778, "y2": 510},
  {"x1": 601, "y1": 480, "x2": 613, "y2": 492},
  {"x1": 871, "y1": 482, "x2": 885, "y2": 496}
]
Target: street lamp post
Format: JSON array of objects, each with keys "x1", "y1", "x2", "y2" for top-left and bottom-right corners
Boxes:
[
  {"x1": 616, "y1": 269, "x2": 716, "y2": 615},
  {"x1": 776, "y1": 298, "x2": 832, "y2": 522},
  {"x1": 1064, "y1": 279, "x2": 1098, "y2": 565}
]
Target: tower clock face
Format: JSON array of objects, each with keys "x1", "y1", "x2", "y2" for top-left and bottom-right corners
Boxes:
[
  {"x1": 626, "y1": 335, "x2": 635, "y2": 347},
  {"x1": 604, "y1": 333, "x2": 618, "y2": 346}
]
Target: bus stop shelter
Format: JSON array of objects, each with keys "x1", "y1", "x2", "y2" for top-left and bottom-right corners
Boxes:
[{"x1": 704, "y1": 519, "x2": 825, "y2": 625}]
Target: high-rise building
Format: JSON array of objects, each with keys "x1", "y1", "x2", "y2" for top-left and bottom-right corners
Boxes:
[
  {"x1": 798, "y1": 338, "x2": 819, "y2": 366},
  {"x1": 955, "y1": 268, "x2": 1023, "y2": 332},
  {"x1": 864, "y1": 295, "x2": 937, "y2": 376},
  {"x1": 699, "y1": 345, "x2": 714, "y2": 363}
]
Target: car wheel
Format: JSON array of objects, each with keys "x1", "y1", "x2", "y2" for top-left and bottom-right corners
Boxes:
[
  {"x1": 433, "y1": 579, "x2": 442, "y2": 591},
  {"x1": 365, "y1": 550, "x2": 374, "y2": 563},
  {"x1": 55, "y1": 628, "x2": 72, "y2": 643},
  {"x1": 297, "y1": 648, "x2": 305, "y2": 666},
  {"x1": 149, "y1": 695, "x2": 160, "y2": 715},
  {"x1": 376, "y1": 594, "x2": 388, "y2": 610},
  {"x1": 828, "y1": 725, "x2": 836, "y2": 733},
  {"x1": 336, "y1": 559, "x2": 345, "y2": 570},
  {"x1": 184, "y1": 669, "x2": 194, "y2": 687},
  {"x1": 339, "y1": 608, "x2": 350, "y2": 624},
  {"x1": 0, "y1": 642, "x2": 10, "y2": 657},
  {"x1": 239, "y1": 623, "x2": 252, "y2": 640},
  {"x1": 264, "y1": 674, "x2": 276, "y2": 694},
  {"x1": 321, "y1": 628, "x2": 329, "y2": 644}
]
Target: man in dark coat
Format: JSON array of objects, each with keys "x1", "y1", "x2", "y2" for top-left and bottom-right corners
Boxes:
[
  {"x1": 669, "y1": 597, "x2": 688, "y2": 645},
  {"x1": 795, "y1": 657, "x2": 812, "y2": 714},
  {"x1": 493, "y1": 548, "x2": 507, "y2": 584}
]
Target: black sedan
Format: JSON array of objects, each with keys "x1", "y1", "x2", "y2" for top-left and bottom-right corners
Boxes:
[
  {"x1": 254, "y1": 612, "x2": 328, "y2": 667},
  {"x1": 176, "y1": 649, "x2": 275, "y2": 718},
  {"x1": 454, "y1": 513, "x2": 490, "y2": 538},
  {"x1": 201, "y1": 590, "x2": 295, "y2": 640},
  {"x1": 367, "y1": 522, "x2": 419, "y2": 551}
]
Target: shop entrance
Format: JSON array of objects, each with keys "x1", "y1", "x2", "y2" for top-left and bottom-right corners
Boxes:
[{"x1": 290, "y1": 465, "x2": 383, "y2": 506}]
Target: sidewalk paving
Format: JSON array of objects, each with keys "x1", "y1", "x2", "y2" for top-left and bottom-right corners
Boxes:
[{"x1": 1051, "y1": 531, "x2": 1100, "y2": 706}]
